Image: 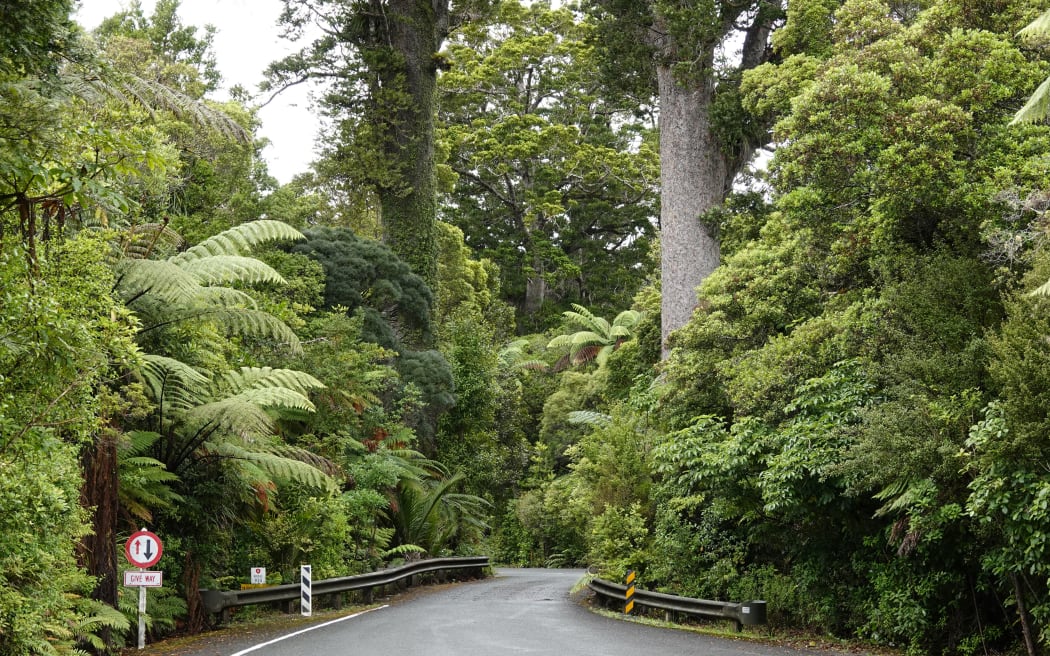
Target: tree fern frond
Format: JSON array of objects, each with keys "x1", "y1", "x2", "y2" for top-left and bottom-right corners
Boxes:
[
  {"x1": 224, "y1": 387, "x2": 317, "y2": 413},
  {"x1": 573, "y1": 344, "x2": 603, "y2": 365},
  {"x1": 1011, "y1": 75, "x2": 1050, "y2": 125},
  {"x1": 612, "y1": 309, "x2": 643, "y2": 328},
  {"x1": 120, "y1": 223, "x2": 186, "y2": 259},
  {"x1": 206, "y1": 442, "x2": 337, "y2": 492},
  {"x1": 498, "y1": 339, "x2": 532, "y2": 366},
  {"x1": 196, "y1": 286, "x2": 258, "y2": 308},
  {"x1": 1019, "y1": 8, "x2": 1050, "y2": 39},
  {"x1": 179, "y1": 255, "x2": 287, "y2": 286},
  {"x1": 206, "y1": 308, "x2": 303, "y2": 354},
  {"x1": 169, "y1": 220, "x2": 304, "y2": 265},
  {"x1": 565, "y1": 304, "x2": 610, "y2": 335},
  {"x1": 567, "y1": 410, "x2": 614, "y2": 427},
  {"x1": 1031, "y1": 277, "x2": 1050, "y2": 296},
  {"x1": 218, "y1": 367, "x2": 325, "y2": 395},
  {"x1": 120, "y1": 430, "x2": 163, "y2": 457},
  {"x1": 139, "y1": 354, "x2": 209, "y2": 412},
  {"x1": 115, "y1": 259, "x2": 202, "y2": 305},
  {"x1": 547, "y1": 333, "x2": 572, "y2": 351},
  {"x1": 185, "y1": 398, "x2": 276, "y2": 440},
  {"x1": 382, "y1": 543, "x2": 427, "y2": 558},
  {"x1": 271, "y1": 445, "x2": 342, "y2": 478},
  {"x1": 119, "y1": 75, "x2": 251, "y2": 142}
]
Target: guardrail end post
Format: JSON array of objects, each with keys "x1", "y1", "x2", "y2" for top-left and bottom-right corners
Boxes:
[{"x1": 737, "y1": 600, "x2": 767, "y2": 627}]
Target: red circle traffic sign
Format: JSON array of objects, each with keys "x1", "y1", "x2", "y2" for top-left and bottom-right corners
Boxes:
[{"x1": 125, "y1": 529, "x2": 163, "y2": 568}]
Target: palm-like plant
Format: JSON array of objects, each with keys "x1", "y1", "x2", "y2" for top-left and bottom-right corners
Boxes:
[
  {"x1": 384, "y1": 454, "x2": 490, "y2": 557},
  {"x1": 547, "y1": 304, "x2": 644, "y2": 368}
]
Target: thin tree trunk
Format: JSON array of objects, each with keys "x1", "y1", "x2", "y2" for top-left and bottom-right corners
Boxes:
[
  {"x1": 78, "y1": 429, "x2": 120, "y2": 649},
  {"x1": 657, "y1": 64, "x2": 725, "y2": 358},
  {"x1": 1011, "y1": 572, "x2": 1039, "y2": 656}
]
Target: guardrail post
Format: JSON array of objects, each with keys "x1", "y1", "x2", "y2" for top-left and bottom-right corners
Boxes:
[
  {"x1": 301, "y1": 565, "x2": 312, "y2": 617},
  {"x1": 624, "y1": 571, "x2": 636, "y2": 615}
]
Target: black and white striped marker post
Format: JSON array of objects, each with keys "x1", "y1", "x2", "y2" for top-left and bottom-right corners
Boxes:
[{"x1": 301, "y1": 565, "x2": 312, "y2": 617}]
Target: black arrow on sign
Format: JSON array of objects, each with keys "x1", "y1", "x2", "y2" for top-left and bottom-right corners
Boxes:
[{"x1": 143, "y1": 539, "x2": 154, "y2": 561}]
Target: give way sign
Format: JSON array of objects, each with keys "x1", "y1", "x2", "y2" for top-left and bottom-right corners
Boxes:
[{"x1": 125, "y1": 529, "x2": 163, "y2": 568}]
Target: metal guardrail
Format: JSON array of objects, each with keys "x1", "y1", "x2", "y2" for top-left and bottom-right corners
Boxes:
[
  {"x1": 588, "y1": 577, "x2": 767, "y2": 631},
  {"x1": 200, "y1": 556, "x2": 489, "y2": 622}
]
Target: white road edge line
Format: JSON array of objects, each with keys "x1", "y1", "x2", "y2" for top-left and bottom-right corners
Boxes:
[{"x1": 229, "y1": 605, "x2": 389, "y2": 656}]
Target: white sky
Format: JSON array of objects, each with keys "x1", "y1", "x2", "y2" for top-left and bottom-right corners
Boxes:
[{"x1": 74, "y1": 0, "x2": 319, "y2": 184}]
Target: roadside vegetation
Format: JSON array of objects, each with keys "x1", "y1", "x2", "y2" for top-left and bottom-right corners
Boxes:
[{"x1": 4, "y1": 1, "x2": 1050, "y2": 654}]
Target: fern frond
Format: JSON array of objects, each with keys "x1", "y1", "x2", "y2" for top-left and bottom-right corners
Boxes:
[
  {"x1": 567, "y1": 410, "x2": 613, "y2": 427},
  {"x1": 139, "y1": 354, "x2": 209, "y2": 412},
  {"x1": 612, "y1": 309, "x2": 643, "y2": 328},
  {"x1": 224, "y1": 386, "x2": 317, "y2": 413},
  {"x1": 196, "y1": 286, "x2": 258, "y2": 308},
  {"x1": 117, "y1": 75, "x2": 251, "y2": 142},
  {"x1": 70, "y1": 598, "x2": 131, "y2": 651},
  {"x1": 168, "y1": 220, "x2": 304, "y2": 265},
  {"x1": 115, "y1": 259, "x2": 202, "y2": 305},
  {"x1": 567, "y1": 303, "x2": 610, "y2": 335},
  {"x1": 205, "y1": 308, "x2": 303, "y2": 354},
  {"x1": 1011, "y1": 75, "x2": 1050, "y2": 125},
  {"x1": 218, "y1": 367, "x2": 325, "y2": 396},
  {"x1": 207, "y1": 442, "x2": 337, "y2": 492},
  {"x1": 1031, "y1": 277, "x2": 1050, "y2": 296},
  {"x1": 120, "y1": 223, "x2": 186, "y2": 259},
  {"x1": 1019, "y1": 8, "x2": 1050, "y2": 39},
  {"x1": 382, "y1": 541, "x2": 426, "y2": 554},
  {"x1": 185, "y1": 398, "x2": 276, "y2": 440},
  {"x1": 547, "y1": 333, "x2": 572, "y2": 351},
  {"x1": 272, "y1": 445, "x2": 342, "y2": 477},
  {"x1": 179, "y1": 255, "x2": 286, "y2": 286}
]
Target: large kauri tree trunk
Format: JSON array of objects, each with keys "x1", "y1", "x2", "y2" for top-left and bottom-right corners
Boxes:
[{"x1": 657, "y1": 64, "x2": 726, "y2": 358}]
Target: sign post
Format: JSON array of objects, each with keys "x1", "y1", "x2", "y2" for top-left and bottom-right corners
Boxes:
[{"x1": 124, "y1": 529, "x2": 164, "y2": 650}]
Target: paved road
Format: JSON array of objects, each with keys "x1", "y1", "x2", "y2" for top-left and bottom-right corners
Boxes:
[{"x1": 201, "y1": 568, "x2": 827, "y2": 656}]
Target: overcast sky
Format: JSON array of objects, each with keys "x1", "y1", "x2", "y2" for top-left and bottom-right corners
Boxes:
[{"x1": 75, "y1": 0, "x2": 319, "y2": 184}]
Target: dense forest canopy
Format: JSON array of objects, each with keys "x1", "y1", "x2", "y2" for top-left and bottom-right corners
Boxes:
[{"x1": 3, "y1": 0, "x2": 1050, "y2": 654}]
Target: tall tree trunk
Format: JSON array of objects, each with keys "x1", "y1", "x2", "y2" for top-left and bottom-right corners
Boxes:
[
  {"x1": 657, "y1": 64, "x2": 725, "y2": 358},
  {"x1": 378, "y1": 0, "x2": 448, "y2": 291}
]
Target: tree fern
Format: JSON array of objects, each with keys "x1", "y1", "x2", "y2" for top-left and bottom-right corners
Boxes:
[
  {"x1": 206, "y1": 442, "x2": 337, "y2": 493},
  {"x1": 168, "y1": 220, "x2": 304, "y2": 265},
  {"x1": 119, "y1": 431, "x2": 182, "y2": 522},
  {"x1": 548, "y1": 305, "x2": 644, "y2": 367}
]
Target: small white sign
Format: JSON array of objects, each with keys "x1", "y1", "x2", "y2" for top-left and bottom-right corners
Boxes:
[
  {"x1": 251, "y1": 567, "x2": 266, "y2": 584},
  {"x1": 124, "y1": 571, "x2": 163, "y2": 587}
]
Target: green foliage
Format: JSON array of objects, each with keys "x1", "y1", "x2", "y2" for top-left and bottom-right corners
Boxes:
[
  {"x1": 0, "y1": 235, "x2": 139, "y2": 655},
  {"x1": 290, "y1": 227, "x2": 434, "y2": 349},
  {"x1": 439, "y1": 0, "x2": 657, "y2": 329}
]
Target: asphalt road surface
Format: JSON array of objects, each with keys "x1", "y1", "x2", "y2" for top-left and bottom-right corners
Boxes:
[{"x1": 188, "y1": 568, "x2": 831, "y2": 656}]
